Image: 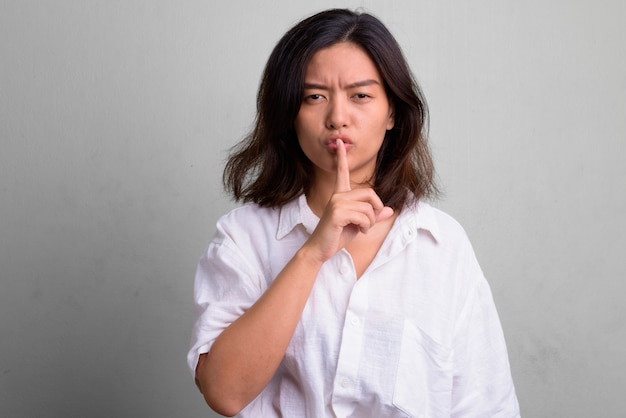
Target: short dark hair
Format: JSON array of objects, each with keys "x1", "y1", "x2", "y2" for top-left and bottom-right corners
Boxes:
[{"x1": 223, "y1": 8, "x2": 438, "y2": 210}]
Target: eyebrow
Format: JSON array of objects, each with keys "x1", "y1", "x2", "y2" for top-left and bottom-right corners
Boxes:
[{"x1": 303, "y1": 79, "x2": 381, "y2": 90}]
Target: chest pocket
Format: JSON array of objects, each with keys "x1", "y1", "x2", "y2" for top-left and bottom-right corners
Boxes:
[{"x1": 392, "y1": 320, "x2": 453, "y2": 418}]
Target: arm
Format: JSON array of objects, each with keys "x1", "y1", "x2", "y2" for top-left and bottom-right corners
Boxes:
[
  {"x1": 195, "y1": 140, "x2": 393, "y2": 416},
  {"x1": 450, "y1": 257, "x2": 520, "y2": 417},
  {"x1": 196, "y1": 243, "x2": 323, "y2": 416}
]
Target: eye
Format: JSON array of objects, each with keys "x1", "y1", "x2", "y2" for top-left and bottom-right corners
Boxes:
[
  {"x1": 303, "y1": 93, "x2": 325, "y2": 103},
  {"x1": 353, "y1": 93, "x2": 372, "y2": 101}
]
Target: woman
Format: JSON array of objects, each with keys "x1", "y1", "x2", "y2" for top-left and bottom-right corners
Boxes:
[{"x1": 189, "y1": 8, "x2": 520, "y2": 418}]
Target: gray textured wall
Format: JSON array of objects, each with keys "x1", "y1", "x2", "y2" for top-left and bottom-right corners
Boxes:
[{"x1": 1, "y1": 1, "x2": 624, "y2": 417}]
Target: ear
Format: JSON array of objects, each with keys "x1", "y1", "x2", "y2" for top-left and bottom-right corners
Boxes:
[{"x1": 386, "y1": 103, "x2": 395, "y2": 130}]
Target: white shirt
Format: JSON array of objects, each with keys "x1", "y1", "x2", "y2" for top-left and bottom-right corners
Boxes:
[{"x1": 188, "y1": 195, "x2": 520, "y2": 417}]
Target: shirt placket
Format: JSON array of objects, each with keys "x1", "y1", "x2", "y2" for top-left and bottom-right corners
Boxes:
[{"x1": 331, "y1": 250, "x2": 368, "y2": 417}]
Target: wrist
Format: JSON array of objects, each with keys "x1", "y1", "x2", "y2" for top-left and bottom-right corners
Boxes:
[{"x1": 295, "y1": 243, "x2": 327, "y2": 271}]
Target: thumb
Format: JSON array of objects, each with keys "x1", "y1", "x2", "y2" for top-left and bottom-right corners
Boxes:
[{"x1": 376, "y1": 206, "x2": 394, "y2": 223}]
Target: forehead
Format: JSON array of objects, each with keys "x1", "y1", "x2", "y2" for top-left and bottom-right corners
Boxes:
[{"x1": 304, "y1": 42, "x2": 382, "y2": 82}]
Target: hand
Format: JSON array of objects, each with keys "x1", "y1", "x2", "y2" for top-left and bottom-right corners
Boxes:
[{"x1": 304, "y1": 139, "x2": 394, "y2": 262}]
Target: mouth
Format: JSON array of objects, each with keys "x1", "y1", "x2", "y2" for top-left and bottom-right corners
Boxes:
[{"x1": 325, "y1": 135, "x2": 353, "y2": 152}]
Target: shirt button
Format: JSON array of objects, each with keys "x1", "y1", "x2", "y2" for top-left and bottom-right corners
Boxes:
[
  {"x1": 340, "y1": 378, "x2": 352, "y2": 389},
  {"x1": 350, "y1": 316, "x2": 360, "y2": 326}
]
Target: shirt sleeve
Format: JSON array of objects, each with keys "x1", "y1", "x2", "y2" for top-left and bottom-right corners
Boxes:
[
  {"x1": 451, "y1": 249, "x2": 521, "y2": 417},
  {"x1": 186, "y1": 229, "x2": 266, "y2": 378}
]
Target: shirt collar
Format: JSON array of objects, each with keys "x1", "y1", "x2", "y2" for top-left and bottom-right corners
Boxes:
[
  {"x1": 401, "y1": 200, "x2": 442, "y2": 244},
  {"x1": 276, "y1": 194, "x2": 314, "y2": 240},
  {"x1": 276, "y1": 194, "x2": 442, "y2": 243}
]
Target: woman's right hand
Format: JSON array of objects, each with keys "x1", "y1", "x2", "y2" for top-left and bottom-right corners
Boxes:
[
  {"x1": 197, "y1": 139, "x2": 393, "y2": 416},
  {"x1": 304, "y1": 139, "x2": 394, "y2": 262}
]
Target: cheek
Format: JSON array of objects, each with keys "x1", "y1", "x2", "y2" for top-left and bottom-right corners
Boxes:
[
  {"x1": 294, "y1": 123, "x2": 312, "y2": 156},
  {"x1": 295, "y1": 112, "x2": 322, "y2": 146},
  {"x1": 294, "y1": 113, "x2": 312, "y2": 139}
]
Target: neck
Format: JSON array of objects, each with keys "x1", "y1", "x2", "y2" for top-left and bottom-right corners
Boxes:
[
  {"x1": 305, "y1": 171, "x2": 376, "y2": 218},
  {"x1": 305, "y1": 175, "x2": 335, "y2": 218}
]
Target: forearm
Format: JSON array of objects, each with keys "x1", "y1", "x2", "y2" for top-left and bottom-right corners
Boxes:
[{"x1": 196, "y1": 244, "x2": 324, "y2": 416}]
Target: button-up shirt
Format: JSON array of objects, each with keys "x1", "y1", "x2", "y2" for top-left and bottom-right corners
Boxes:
[{"x1": 188, "y1": 195, "x2": 520, "y2": 417}]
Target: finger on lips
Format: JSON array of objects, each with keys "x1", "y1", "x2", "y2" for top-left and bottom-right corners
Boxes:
[
  {"x1": 331, "y1": 139, "x2": 393, "y2": 232},
  {"x1": 334, "y1": 139, "x2": 351, "y2": 193}
]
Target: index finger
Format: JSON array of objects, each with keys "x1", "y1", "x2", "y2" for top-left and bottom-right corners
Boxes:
[{"x1": 334, "y1": 139, "x2": 351, "y2": 192}]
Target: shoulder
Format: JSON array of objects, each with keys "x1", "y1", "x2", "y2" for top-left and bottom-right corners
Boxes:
[
  {"x1": 213, "y1": 203, "x2": 281, "y2": 245},
  {"x1": 405, "y1": 200, "x2": 472, "y2": 248},
  {"x1": 218, "y1": 202, "x2": 279, "y2": 226}
]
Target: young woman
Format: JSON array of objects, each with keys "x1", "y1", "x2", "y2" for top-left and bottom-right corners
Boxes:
[{"x1": 188, "y1": 9, "x2": 520, "y2": 418}]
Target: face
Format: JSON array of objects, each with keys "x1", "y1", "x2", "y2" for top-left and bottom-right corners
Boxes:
[{"x1": 294, "y1": 42, "x2": 394, "y2": 186}]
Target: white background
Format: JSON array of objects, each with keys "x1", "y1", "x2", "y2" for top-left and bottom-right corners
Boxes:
[{"x1": 1, "y1": 1, "x2": 624, "y2": 417}]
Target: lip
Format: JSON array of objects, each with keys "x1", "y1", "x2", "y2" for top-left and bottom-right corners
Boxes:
[{"x1": 325, "y1": 135, "x2": 353, "y2": 152}]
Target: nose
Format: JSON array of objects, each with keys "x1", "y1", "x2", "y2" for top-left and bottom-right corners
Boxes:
[{"x1": 326, "y1": 97, "x2": 348, "y2": 130}]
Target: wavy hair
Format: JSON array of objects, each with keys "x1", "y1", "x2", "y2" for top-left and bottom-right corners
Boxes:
[{"x1": 223, "y1": 8, "x2": 438, "y2": 210}]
